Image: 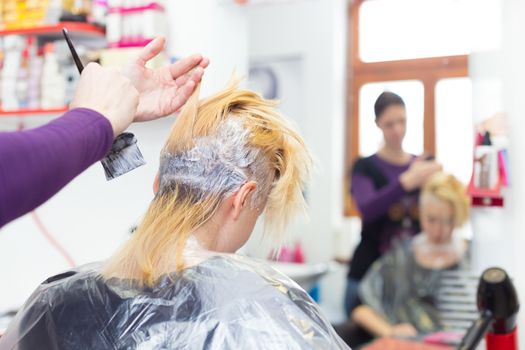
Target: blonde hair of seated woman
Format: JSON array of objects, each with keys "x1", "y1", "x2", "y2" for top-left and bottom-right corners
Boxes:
[
  {"x1": 413, "y1": 172, "x2": 470, "y2": 269},
  {"x1": 102, "y1": 80, "x2": 313, "y2": 286}
]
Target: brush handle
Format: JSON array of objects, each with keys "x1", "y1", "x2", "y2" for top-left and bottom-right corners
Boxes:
[{"x1": 62, "y1": 28, "x2": 84, "y2": 74}]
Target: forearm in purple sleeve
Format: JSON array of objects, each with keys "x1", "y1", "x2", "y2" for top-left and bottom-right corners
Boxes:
[
  {"x1": 0, "y1": 108, "x2": 113, "y2": 227},
  {"x1": 351, "y1": 173, "x2": 406, "y2": 223}
]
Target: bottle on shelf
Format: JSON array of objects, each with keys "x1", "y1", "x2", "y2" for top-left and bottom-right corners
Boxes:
[
  {"x1": 1, "y1": 35, "x2": 25, "y2": 110},
  {"x1": 41, "y1": 42, "x2": 66, "y2": 109},
  {"x1": 15, "y1": 48, "x2": 29, "y2": 109},
  {"x1": 28, "y1": 37, "x2": 43, "y2": 109},
  {"x1": 91, "y1": 0, "x2": 108, "y2": 27},
  {"x1": 293, "y1": 241, "x2": 305, "y2": 263},
  {"x1": 106, "y1": 0, "x2": 166, "y2": 48}
]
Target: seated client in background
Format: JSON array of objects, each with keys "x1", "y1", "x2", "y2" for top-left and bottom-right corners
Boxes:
[{"x1": 352, "y1": 173, "x2": 470, "y2": 339}]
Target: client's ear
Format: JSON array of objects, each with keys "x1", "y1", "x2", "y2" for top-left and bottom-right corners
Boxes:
[
  {"x1": 232, "y1": 181, "x2": 257, "y2": 220},
  {"x1": 153, "y1": 172, "x2": 160, "y2": 194}
]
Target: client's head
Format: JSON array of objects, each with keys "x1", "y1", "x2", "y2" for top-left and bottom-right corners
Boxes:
[
  {"x1": 103, "y1": 80, "x2": 312, "y2": 286},
  {"x1": 419, "y1": 173, "x2": 469, "y2": 245}
]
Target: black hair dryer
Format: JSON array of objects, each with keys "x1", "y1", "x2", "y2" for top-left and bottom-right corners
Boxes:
[{"x1": 458, "y1": 267, "x2": 519, "y2": 350}]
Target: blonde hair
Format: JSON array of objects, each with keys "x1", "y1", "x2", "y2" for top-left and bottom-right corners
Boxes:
[
  {"x1": 102, "y1": 80, "x2": 312, "y2": 286},
  {"x1": 421, "y1": 173, "x2": 470, "y2": 227}
]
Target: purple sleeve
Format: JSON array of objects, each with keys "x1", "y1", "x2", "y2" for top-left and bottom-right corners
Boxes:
[
  {"x1": 0, "y1": 108, "x2": 113, "y2": 227},
  {"x1": 351, "y1": 173, "x2": 406, "y2": 223}
]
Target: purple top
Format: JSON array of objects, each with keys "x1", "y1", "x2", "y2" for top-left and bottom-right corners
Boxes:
[
  {"x1": 352, "y1": 154, "x2": 413, "y2": 223},
  {"x1": 0, "y1": 108, "x2": 113, "y2": 228},
  {"x1": 349, "y1": 153, "x2": 421, "y2": 279}
]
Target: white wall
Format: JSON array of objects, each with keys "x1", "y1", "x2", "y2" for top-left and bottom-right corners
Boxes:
[
  {"x1": 470, "y1": 0, "x2": 525, "y2": 346},
  {"x1": 244, "y1": 0, "x2": 348, "y2": 320},
  {"x1": 166, "y1": 0, "x2": 249, "y2": 97},
  {"x1": 0, "y1": 0, "x2": 248, "y2": 313},
  {"x1": 500, "y1": 1, "x2": 525, "y2": 346},
  {"x1": 246, "y1": 0, "x2": 347, "y2": 261}
]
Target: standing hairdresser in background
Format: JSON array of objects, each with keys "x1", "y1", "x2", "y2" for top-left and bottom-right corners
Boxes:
[
  {"x1": 345, "y1": 91, "x2": 442, "y2": 315},
  {"x1": 0, "y1": 37, "x2": 209, "y2": 228}
]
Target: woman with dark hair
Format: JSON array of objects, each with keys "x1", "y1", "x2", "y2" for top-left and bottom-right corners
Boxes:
[{"x1": 344, "y1": 91, "x2": 442, "y2": 315}]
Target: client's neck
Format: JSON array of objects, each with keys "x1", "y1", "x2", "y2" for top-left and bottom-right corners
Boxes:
[
  {"x1": 192, "y1": 209, "x2": 230, "y2": 252},
  {"x1": 193, "y1": 225, "x2": 220, "y2": 251}
]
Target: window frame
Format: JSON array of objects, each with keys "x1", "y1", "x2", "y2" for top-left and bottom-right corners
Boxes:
[{"x1": 344, "y1": 0, "x2": 469, "y2": 216}]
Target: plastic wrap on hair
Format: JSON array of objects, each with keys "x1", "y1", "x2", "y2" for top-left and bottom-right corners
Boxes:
[{"x1": 159, "y1": 118, "x2": 272, "y2": 208}]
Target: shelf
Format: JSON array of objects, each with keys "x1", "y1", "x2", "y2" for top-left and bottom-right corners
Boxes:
[
  {"x1": 0, "y1": 108, "x2": 68, "y2": 116},
  {"x1": 108, "y1": 2, "x2": 165, "y2": 14},
  {"x1": 0, "y1": 22, "x2": 105, "y2": 39},
  {"x1": 108, "y1": 38, "x2": 154, "y2": 48},
  {"x1": 467, "y1": 176, "x2": 504, "y2": 207}
]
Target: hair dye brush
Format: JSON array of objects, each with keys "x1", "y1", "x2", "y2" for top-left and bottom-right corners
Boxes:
[{"x1": 62, "y1": 28, "x2": 146, "y2": 180}]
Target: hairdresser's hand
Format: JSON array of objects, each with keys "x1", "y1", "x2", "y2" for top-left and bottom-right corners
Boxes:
[
  {"x1": 400, "y1": 157, "x2": 442, "y2": 191},
  {"x1": 70, "y1": 63, "x2": 139, "y2": 136},
  {"x1": 389, "y1": 323, "x2": 418, "y2": 338},
  {"x1": 126, "y1": 37, "x2": 210, "y2": 122}
]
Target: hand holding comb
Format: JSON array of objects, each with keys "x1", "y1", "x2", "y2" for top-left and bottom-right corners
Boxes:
[{"x1": 62, "y1": 28, "x2": 146, "y2": 180}]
